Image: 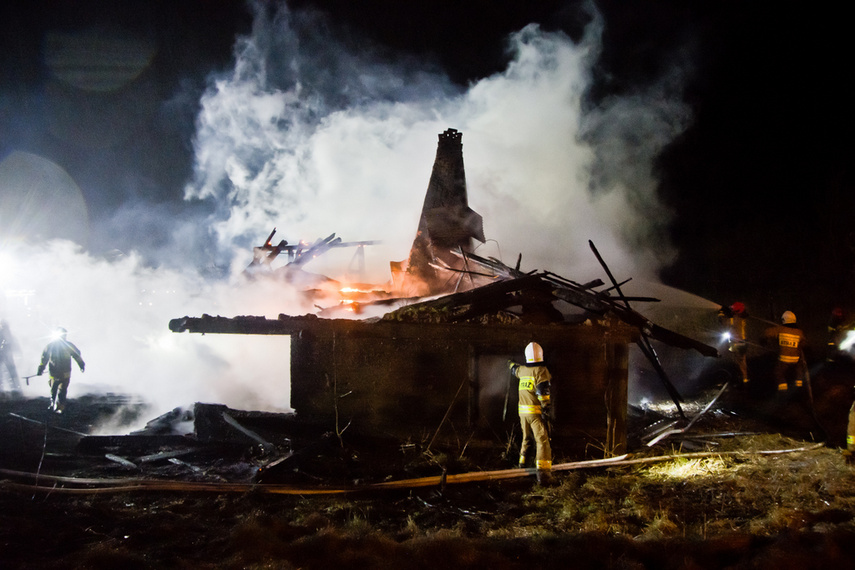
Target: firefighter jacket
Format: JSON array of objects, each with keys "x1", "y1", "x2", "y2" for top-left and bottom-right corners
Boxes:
[
  {"x1": 509, "y1": 361, "x2": 552, "y2": 415},
  {"x1": 764, "y1": 323, "x2": 806, "y2": 364},
  {"x1": 38, "y1": 339, "x2": 85, "y2": 377}
]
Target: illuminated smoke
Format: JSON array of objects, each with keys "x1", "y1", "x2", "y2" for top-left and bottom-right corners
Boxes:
[
  {"x1": 1, "y1": 2, "x2": 699, "y2": 428},
  {"x1": 185, "y1": 3, "x2": 690, "y2": 282},
  {"x1": 0, "y1": 241, "x2": 303, "y2": 423}
]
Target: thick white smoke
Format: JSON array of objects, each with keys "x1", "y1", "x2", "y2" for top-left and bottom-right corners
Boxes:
[
  {"x1": 1, "y1": 2, "x2": 697, "y2": 429},
  {"x1": 0, "y1": 241, "x2": 301, "y2": 425},
  {"x1": 185, "y1": 3, "x2": 690, "y2": 282}
]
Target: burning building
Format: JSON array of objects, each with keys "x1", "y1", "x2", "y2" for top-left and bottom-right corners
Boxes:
[{"x1": 169, "y1": 128, "x2": 717, "y2": 459}]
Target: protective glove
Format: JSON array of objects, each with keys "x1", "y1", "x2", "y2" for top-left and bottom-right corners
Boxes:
[
  {"x1": 541, "y1": 405, "x2": 551, "y2": 421},
  {"x1": 37, "y1": 366, "x2": 44, "y2": 376}
]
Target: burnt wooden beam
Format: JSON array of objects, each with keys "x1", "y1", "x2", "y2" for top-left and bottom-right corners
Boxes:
[
  {"x1": 385, "y1": 273, "x2": 546, "y2": 320},
  {"x1": 549, "y1": 284, "x2": 611, "y2": 314},
  {"x1": 588, "y1": 240, "x2": 690, "y2": 420},
  {"x1": 169, "y1": 314, "x2": 309, "y2": 335},
  {"x1": 105, "y1": 454, "x2": 138, "y2": 469}
]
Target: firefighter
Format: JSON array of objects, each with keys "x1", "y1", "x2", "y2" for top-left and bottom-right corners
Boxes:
[
  {"x1": 718, "y1": 302, "x2": 750, "y2": 384},
  {"x1": 509, "y1": 341, "x2": 553, "y2": 485},
  {"x1": 847, "y1": 398, "x2": 855, "y2": 465},
  {"x1": 827, "y1": 307, "x2": 850, "y2": 362},
  {"x1": 763, "y1": 311, "x2": 807, "y2": 395},
  {"x1": 0, "y1": 319, "x2": 22, "y2": 397},
  {"x1": 37, "y1": 327, "x2": 85, "y2": 413}
]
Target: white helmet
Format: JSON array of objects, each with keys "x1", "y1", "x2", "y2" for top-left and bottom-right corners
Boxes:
[
  {"x1": 781, "y1": 311, "x2": 797, "y2": 325},
  {"x1": 525, "y1": 342, "x2": 544, "y2": 363}
]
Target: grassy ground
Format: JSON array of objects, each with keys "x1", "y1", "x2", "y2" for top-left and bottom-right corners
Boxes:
[
  {"x1": 3, "y1": 432, "x2": 855, "y2": 569},
  {"x1": 4, "y1": 370, "x2": 855, "y2": 569}
]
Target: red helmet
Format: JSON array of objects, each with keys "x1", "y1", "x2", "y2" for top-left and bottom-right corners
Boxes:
[{"x1": 731, "y1": 302, "x2": 746, "y2": 315}]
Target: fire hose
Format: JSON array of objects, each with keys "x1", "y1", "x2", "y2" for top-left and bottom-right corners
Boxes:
[{"x1": 0, "y1": 443, "x2": 825, "y2": 496}]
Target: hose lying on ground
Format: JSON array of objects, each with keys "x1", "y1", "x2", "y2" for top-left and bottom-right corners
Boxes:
[{"x1": 0, "y1": 442, "x2": 826, "y2": 496}]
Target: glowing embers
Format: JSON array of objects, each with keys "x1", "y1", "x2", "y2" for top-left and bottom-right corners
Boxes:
[{"x1": 337, "y1": 285, "x2": 392, "y2": 313}]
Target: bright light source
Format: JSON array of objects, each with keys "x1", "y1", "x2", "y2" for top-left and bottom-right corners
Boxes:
[
  {"x1": 721, "y1": 331, "x2": 731, "y2": 343},
  {"x1": 840, "y1": 330, "x2": 855, "y2": 352},
  {"x1": 150, "y1": 333, "x2": 178, "y2": 351}
]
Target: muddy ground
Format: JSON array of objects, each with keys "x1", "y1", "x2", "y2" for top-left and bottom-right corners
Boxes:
[{"x1": 3, "y1": 358, "x2": 855, "y2": 569}]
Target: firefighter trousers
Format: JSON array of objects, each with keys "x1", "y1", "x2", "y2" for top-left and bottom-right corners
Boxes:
[
  {"x1": 774, "y1": 361, "x2": 806, "y2": 392},
  {"x1": 49, "y1": 373, "x2": 71, "y2": 412},
  {"x1": 519, "y1": 413, "x2": 552, "y2": 470}
]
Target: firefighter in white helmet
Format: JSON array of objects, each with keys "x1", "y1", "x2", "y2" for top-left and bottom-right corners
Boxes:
[
  {"x1": 509, "y1": 341, "x2": 553, "y2": 485},
  {"x1": 762, "y1": 311, "x2": 807, "y2": 395}
]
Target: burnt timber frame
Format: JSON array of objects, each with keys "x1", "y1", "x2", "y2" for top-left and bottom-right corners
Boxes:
[{"x1": 170, "y1": 313, "x2": 637, "y2": 457}]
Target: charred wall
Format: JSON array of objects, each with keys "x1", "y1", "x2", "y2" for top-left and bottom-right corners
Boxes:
[
  {"x1": 169, "y1": 313, "x2": 634, "y2": 458},
  {"x1": 289, "y1": 316, "x2": 633, "y2": 457}
]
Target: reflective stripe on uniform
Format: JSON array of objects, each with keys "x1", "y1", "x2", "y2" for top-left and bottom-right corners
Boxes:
[
  {"x1": 779, "y1": 355, "x2": 800, "y2": 363},
  {"x1": 538, "y1": 394, "x2": 550, "y2": 405},
  {"x1": 847, "y1": 435, "x2": 855, "y2": 446},
  {"x1": 536, "y1": 459, "x2": 552, "y2": 470},
  {"x1": 518, "y1": 404, "x2": 541, "y2": 415},
  {"x1": 778, "y1": 332, "x2": 801, "y2": 349}
]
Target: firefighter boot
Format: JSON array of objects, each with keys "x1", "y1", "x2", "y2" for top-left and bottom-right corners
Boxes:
[{"x1": 536, "y1": 469, "x2": 553, "y2": 486}]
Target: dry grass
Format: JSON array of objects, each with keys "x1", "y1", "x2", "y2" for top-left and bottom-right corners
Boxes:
[
  {"x1": 5, "y1": 434, "x2": 855, "y2": 568},
  {"x1": 216, "y1": 436, "x2": 855, "y2": 567},
  {"x1": 495, "y1": 434, "x2": 855, "y2": 540},
  {"x1": 262, "y1": 433, "x2": 855, "y2": 545}
]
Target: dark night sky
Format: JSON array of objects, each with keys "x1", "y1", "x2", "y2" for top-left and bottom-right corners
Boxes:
[{"x1": 2, "y1": 0, "x2": 855, "y2": 338}]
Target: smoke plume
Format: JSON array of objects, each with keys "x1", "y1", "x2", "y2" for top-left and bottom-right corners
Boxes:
[
  {"x1": 1, "y1": 2, "x2": 697, "y2": 428},
  {"x1": 185, "y1": 3, "x2": 690, "y2": 281}
]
